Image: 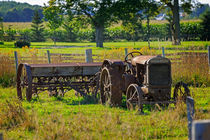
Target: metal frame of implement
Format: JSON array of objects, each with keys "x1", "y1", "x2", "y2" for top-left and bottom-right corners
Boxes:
[{"x1": 17, "y1": 63, "x2": 102, "y2": 101}]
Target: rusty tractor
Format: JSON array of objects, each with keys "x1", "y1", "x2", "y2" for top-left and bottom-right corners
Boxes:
[{"x1": 99, "y1": 51, "x2": 190, "y2": 111}]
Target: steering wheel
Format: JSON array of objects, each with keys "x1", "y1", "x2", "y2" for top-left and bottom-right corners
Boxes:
[{"x1": 125, "y1": 51, "x2": 142, "y2": 62}]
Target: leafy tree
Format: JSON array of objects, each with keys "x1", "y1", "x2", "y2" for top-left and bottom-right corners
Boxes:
[
  {"x1": 19, "y1": 29, "x2": 31, "y2": 42},
  {"x1": 63, "y1": 15, "x2": 88, "y2": 42},
  {"x1": 160, "y1": 0, "x2": 199, "y2": 45},
  {"x1": 0, "y1": 1, "x2": 43, "y2": 22},
  {"x1": 31, "y1": 10, "x2": 45, "y2": 42},
  {"x1": 200, "y1": 10, "x2": 210, "y2": 41},
  {"x1": 45, "y1": 0, "x2": 146, "y2": 47},
  {"x1": 6, "y1": 25, "x2": 16, "y2": 41},
  {"x1": 43, "y1": 0, "x2": 63, "y2": 45},
  {"x1": 122, "y1": 13, "x2": 142, "y2": 47},
  {"x1": 142, "y1": 0, "x2": 159, "y2": 48}
]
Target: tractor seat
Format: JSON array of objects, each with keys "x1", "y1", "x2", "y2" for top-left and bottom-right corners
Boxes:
[{"x1": 131, "y1": 56, "x2": 155, "y2": 66}]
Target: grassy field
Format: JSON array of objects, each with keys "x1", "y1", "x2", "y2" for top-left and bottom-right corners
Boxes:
[
  {"x1": 0, "y1": 41, "x2": 209, "y2": 87},
  {"x1": 0, "y1": 41, "x2": 209, "y2": 139},
  {"x1": 0, "y1": 86, "x2": 209, "y2": 139},
  {"x1": 1, "y1": 41, "x2": 209, "y2": 48},
  {"x1": 3, "y1": 19, "x2": 201, "y2": 30}
]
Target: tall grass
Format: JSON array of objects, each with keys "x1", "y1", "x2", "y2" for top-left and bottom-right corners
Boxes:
[
  {"x1": 0, "y1": 46, "x2": 209, "y2": 87},
  {"x1": 172, "y1": 52, "x2": 209, "y2": 86},
  {"x1": 0, "y1": 51, "x2": 15, "y2": 87},
  {"x1": 0, "y1": 87, "x2": 209, "y2": 139}
]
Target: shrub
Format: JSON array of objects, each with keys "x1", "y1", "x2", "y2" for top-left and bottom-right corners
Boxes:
[
  {"x1": 0, "y1": 41, "x2": 3, "y2": 45},
  {"x1": 14, "y1": 40, "x2": 30, "y2": 48}
]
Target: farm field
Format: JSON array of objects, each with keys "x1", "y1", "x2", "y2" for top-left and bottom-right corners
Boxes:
[
  {"x1": 0, "y1": 41, "x2": 210, "y2": 139},
  {"x1": 0, "y1": 87, "x2": 209, "y2": 139},
  {"x1": 3, "y1": 19, "x2": 201, "y2": 30}
]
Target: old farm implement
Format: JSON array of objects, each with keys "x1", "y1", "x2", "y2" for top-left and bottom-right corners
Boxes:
[
  {"x1": 16, "y1": 51, "x2": 190, "y2": 112},
  {"x1": 17, "y1": 63, "x2": 101, "y2": 101}
]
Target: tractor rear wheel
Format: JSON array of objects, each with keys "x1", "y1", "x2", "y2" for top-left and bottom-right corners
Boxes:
[{"x1": 100, "y1": 67, "x2": 122, "y2": 106}]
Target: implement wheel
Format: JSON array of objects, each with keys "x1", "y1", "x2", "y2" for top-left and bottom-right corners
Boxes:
[
  {"x1": 126, "y1": 84, "x2": 143, "y2": 112},
  {"x1": 173, "y1": 81, "x2": 190, "y2": 103},
  {"x1": 100, "y1": 67, "x2": 122, "y2": 106},
  {"x1": 17, "y1": 64, "x2": 32, "y2": 101}
]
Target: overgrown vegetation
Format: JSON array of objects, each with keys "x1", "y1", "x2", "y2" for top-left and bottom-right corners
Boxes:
[
  {"x1": 0, "y1": 44, "x2": 209, "y2": 87},
  {"x1": 0, "y1": 86, "x2": 209, "y2": 139}
]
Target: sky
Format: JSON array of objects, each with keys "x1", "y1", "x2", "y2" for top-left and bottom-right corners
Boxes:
[{"x1": 2, "y1": 0, "x2": 210, "y2": 6}]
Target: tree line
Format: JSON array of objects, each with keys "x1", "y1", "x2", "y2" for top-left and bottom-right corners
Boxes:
[
  {"x1": 0, "y1": 1, "x2": 43, "y2": 22},
  {"x1": 0, "y1": 18, "x2": 209, "y2": 43},
  {"x1": 0, "y1": 0, "x2": 209, "y2": 47}
]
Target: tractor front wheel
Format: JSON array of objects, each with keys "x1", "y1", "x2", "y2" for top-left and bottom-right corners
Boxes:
[{"x1": 126, "y1": 84, "x2": 143, "y2": 112}]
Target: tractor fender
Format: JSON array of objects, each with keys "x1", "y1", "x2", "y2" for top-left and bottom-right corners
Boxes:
[{"x1": 101, "y1": 59, "x2": 125, "y2": 73}]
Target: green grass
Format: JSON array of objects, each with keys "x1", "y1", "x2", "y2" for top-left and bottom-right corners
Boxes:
[
  {"x1": 1, "y1": 41, "x2": 210, "y2": 49},
  {"x1": 0, "y1": 87, "x2": 209, "y2": 139},
  {"x1": 0, "y1": 41, "x2": 209, "y2": 56}
]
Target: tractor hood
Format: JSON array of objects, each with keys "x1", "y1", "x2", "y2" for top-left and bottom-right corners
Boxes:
[
  {"x1": 131, "y1": 55, "x2": 170, "y2": 66},
  {"x1": 131, "y1": 55, "x2": 155, "y2": 66}
]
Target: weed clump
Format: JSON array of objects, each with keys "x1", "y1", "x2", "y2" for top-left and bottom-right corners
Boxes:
[{"x1": 0, "y1": 100, "x2": 36, "y2": 130}]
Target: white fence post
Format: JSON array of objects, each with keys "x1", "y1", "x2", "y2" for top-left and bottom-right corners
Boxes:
[
  {"x1": 47, "y1": 50, "x2": 51, "y2": 64},
  {"x1": 14, "y1": 51, "x2": 18, "y2": 74},
  {"x1": 192, "y1": 120, "x2": 210, "y2": 140},
  {"x1": 187, "y1": 97, "x2": 195, "y2": 140},
  {"x1": 162, "y1": 47, "x2": 165, "y2": 57},
  {"x1": 85, "y1": 49, "x2": 93, "y2": 63}
]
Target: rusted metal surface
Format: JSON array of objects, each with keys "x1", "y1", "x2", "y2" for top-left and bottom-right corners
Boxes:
[
  {"x1": 17, "y1": 62, "x2": 102, "y2": 101},
  {"x1": 131, "y1": 55, "x2": 155, "y2": 65},
  {"x1": 100, "y1": 52, "x2": 190, "y2": 112},
  {"x1": 100, "y1": 67, "x2": 122, "y2": 106},
  {"x1": 29, "y1": 62, "x2": 102, "y2": 67},
  {"x1": 17, "y1": 63, "x2": 32, "y2": 100}
]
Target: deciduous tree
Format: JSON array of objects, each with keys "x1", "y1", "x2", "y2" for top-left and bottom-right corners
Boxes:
[
  {"x1": 43, "y1": 0, "x2": 63, "y2": 45},
  {"x1": 160, "y1": 0, "x2": 199, "y2": 45}
]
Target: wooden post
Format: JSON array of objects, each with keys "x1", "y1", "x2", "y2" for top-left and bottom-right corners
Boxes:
[
  {"x1": 14, "y1": 51, "x2": 18, "y2": 74},
  {"x1": 162, "y1": 47, "x2": 165, "y2": 57},
  {"x1": 0, "y1": 133, "x2": 3, "y2": 140},
  {"x1": 187, "y1": 97, "x2": 195, "y2": 140},
  {"x1": 85, "y1": 49, "x2": 93, "y2": 63},
  {"x1": 125, "y1": 48, "x2": 128, "y2": 56},
  {"x1": 192, "y1": 120, "x2": 210, "y2": 140},
  {"x1": 47, "y1": 50, "x2": 51, "y2": 64}
]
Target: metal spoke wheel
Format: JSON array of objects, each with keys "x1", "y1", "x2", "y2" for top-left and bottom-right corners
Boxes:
[
  {"x1": 173, "y1": 81, "x2": 190, "y2": 103},
  {"x1": 126, "y1": 84, "x2": 143, "y2": 112},
  {"x1": 17, "y1": 64, "x2": 32, "y2": 101},
  {"x1": 100, "y1": 67, "x2": 122, "y2": 106}
]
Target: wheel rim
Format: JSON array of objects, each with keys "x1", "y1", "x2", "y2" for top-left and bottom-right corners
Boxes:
[
  {"x1": 126, "y1": 84, "x2": 143, "y2": 111},
  {"x1": 174, "y1": 82, "x2": 190, "y2": 102},
  {"x1": 17, "y1": 64, "x2": 32, "y2": 101},
  {"x1": 126, "y1": 86, "x2": 138, "y2": 110},
  {"x1": 100, "y1": 68, "x2": 111, "y2": 104},
  {"x1": 17, "y1": 65, "x2": 27, "y2": 100}
]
